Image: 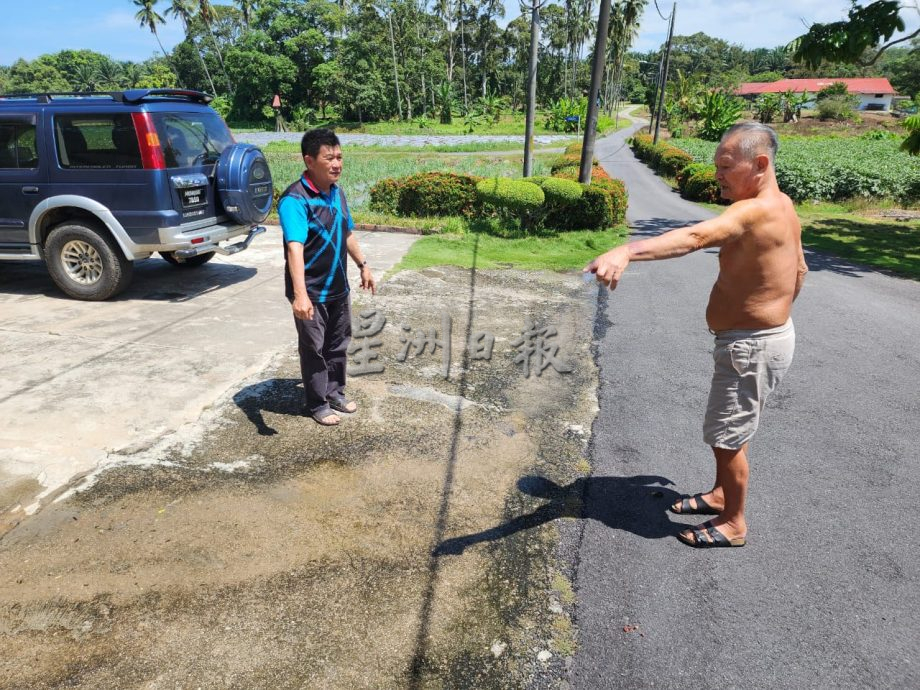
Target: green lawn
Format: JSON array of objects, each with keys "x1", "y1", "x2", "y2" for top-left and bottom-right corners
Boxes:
[
  {"x1": 798, "y1": 211, "x2": 920, "y2": 279},
  {"x1": 395, "y1": 226, "x2": 629, "y2": 272}
]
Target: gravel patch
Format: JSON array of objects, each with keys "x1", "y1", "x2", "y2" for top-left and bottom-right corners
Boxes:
[{"x1": 236, "y1": 132, "x2": 578, "y2": 148}]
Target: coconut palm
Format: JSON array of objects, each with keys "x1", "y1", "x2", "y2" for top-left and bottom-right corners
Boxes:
[
  {"x1": 167, "y1": 0, "x2": 217, "y2": 94},
  {"x1": 235, "y1": 0, "x2": 255, "y2": 27},
  {"x1": 433, "y1": 0, "x2": 456, "y2": 83},
  {"x1": 96, "y1": 59, "x2": 125, "y2": 89},
  {"x1": 71, "y1": 63, "x2": 99, "y2": 92},
  {"x1": 198, "y1": 0, "x2": 231, "y2": 92},
  {"x1": 133, "y1": 0, "x2": 170, "y2": 59}
]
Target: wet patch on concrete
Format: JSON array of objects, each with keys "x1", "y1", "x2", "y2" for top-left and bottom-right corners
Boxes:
[{"x1": 0, "y1": 266, "x2": 598, "y2": 688}]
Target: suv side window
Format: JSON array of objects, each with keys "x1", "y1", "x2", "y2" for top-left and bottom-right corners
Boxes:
[
  {"x1": 54, "y1": 114, "x2": 142, "y2": 169},
  {"x1": 0, "y1": 123, "x2": 38, "y2": 169}
]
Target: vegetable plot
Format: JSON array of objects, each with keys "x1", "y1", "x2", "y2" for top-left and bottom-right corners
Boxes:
[{"x1": 670, "y1": 136, "x2": 920, "y2": 203}]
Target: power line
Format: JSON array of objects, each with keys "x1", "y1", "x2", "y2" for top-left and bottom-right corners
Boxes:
[{"x1": 653, "y1": 0, "x2": 670, "y2": 21}]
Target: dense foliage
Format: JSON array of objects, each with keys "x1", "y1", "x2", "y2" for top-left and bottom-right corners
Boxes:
[
  {"x1": 3, "y1": 3, "x2": 917, "y2": 128},
  {"x1": 670, "y1": 135, "x2": 920, "y2": 203}
]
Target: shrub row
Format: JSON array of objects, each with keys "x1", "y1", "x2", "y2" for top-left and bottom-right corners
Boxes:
[
  {"x1": 368, "y1": 172, "x2": 480, "y2": 217},
  {"x1": 368, "y1": 150, "x2": 629, "y2": 232},
  {"x1": 629, "y1": 133, "x2": 695, "y2": 177}
]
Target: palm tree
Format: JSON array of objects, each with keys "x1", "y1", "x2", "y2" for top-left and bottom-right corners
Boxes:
[
  {"x1": 433, "y1": 0, "x2": 456, "y2": 83},
  {"x1": 72, "y1": 63, "x2": 98, "y2": 92},
  {"x1": 198, "y1": 0, "x2": 232, "y2": 92},
  {"x1": 122, "y1": 62, "x2": 144, "y2": 88},
  {"x1": 96, "y1": 59, "x2": 126, "y2": 89},
  {"x1": 235, "y1": 0, "x2": 255, "y2": 27},
  {"x1": 167, "y1": 0, "x2": 217, "y2": 94},
  {"x1": 605, "y1": 0, "x2": 646, "y2": 115},
  {"x1": 133, "y1": 0, "x2": 170, "y2": 59}
]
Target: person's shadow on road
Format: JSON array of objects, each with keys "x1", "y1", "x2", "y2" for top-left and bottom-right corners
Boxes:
[
  {"x1": 233, "y1": 378, "x2": 304, "y2": 436},
  {"x1": 434, "y1": 474, "x2": 684, "y2": 555}
]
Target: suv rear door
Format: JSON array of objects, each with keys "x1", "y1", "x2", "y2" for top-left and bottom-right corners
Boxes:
[
  {"x1": 0, "y1": 112, "x2": 44, "y2": 251},
  {"x1": 148, "y1": 109, "x2": 235, "y2": 225}
]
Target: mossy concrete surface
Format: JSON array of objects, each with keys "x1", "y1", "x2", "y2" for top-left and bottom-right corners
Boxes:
[{"x1": 0, "y1": 263, "x2": 599, "y2": 688}]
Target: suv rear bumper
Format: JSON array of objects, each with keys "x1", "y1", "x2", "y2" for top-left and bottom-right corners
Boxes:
[
  {"x1": 173, "y1": 225, "x2": 266, "y2": 258},
  {"x1": 155, "y1": 217, "x2": 253, "y2": 250}
]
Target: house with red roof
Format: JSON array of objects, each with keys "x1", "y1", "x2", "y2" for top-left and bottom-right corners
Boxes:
[{"x1": 736, "y1": 78, "x2": 897, "y2": 112}]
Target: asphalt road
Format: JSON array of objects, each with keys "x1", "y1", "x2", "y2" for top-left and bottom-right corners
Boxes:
[{"x1": 572, "y1": 123, "x2": 920, "y2": 687}]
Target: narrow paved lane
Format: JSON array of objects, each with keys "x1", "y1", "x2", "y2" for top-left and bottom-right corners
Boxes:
[{"x1": 572, "y1": 123, "x2": 920, "y2": 687}]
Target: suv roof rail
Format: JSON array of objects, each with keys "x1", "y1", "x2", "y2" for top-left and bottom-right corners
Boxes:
[{"x1": 0, "y1": 89, "x2": 213, "y2": 105}]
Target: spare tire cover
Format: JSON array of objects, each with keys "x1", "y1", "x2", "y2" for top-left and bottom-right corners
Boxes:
[{"x1": 215, "y1": 143, "x2": 273, "y2": 225}]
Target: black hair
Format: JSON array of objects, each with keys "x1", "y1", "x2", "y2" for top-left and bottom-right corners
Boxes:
[{"x1": 301, "y1": 128, "x2": 341, "y2": 158}]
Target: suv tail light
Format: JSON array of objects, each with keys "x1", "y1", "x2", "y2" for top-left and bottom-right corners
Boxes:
[{"x1": 131, "y1": 112, "x2": 166, "y2": 170}]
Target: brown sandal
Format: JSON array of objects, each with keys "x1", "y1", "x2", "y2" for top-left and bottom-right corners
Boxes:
[{"x1": 677, "y1": 521, "x2": 746, "y2": 548}]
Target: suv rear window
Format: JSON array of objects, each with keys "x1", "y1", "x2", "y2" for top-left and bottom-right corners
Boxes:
[
  {"x1": 55, "y1": 114, "x2": 142, "y2": 169},
  {"x1": 0, "y1": 123, "x2": 39, "y2": 169},
  {"x1": 153, "y1": 112, "x2": 234, "y2": 169}
]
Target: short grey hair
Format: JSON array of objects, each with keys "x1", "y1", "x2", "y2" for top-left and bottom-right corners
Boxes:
[{"x1": 721, "y1": 122, "x2": 778, "y2": 163}]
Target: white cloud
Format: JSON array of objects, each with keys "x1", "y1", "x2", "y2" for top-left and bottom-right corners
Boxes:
[{"x1": 633, "y1": 0, "x2": 920, "y2": 52}]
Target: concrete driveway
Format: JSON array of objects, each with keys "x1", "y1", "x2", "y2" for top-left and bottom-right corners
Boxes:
[{"x1": 0, "y1": 227, "x2": 417, "y2": 532}]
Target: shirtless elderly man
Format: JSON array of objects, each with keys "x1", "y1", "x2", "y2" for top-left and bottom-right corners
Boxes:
[{"x1": 586, "y1": 122, "x2": 808, "y2": 549}]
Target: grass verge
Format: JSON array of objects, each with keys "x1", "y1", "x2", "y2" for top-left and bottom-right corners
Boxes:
[
  {"x1": 800, "y1": 214, "x2": 920, "y2": 278},
  {"x1": 394, "y1": 225, "x2": 628, "y2": 272}
]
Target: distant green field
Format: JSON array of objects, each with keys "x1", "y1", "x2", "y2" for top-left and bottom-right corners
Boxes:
[
  {"x1": 262, "y1": 143, "x2": 556, "y2": 209},
  {"x1": 670, "y1": 135, "x2": 920, "y2": 203}
]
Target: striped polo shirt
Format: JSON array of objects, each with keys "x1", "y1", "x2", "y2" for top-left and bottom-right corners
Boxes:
[{"x1": 278, "y1": 174, "x2": 355, "y2": 304}]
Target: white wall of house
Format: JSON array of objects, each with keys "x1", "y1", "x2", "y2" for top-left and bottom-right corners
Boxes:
[
  {"x1": 857, "y1": 94, "x2": 893, "y2": 111},
  {"x1": 791, "y1": 93, "x2": 892, "y2": 111}
]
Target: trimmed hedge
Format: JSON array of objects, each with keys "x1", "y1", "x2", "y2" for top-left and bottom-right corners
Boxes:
[
  {"x1": 630, "y1": 132, "x2": 695, "y2": 177},
  {"x1": 368, "y1": 177, "x2": 404, "y2": 215},
  {"x1": 369, "y1": 172, "x2": 480, "y2": 217},
  {"x1": 368, "y1": 152, "x2": 630, "y2": 232},
  {"x1": 541, "y1": 177, "x2": 583, "y2": 206},
  {"x1": 676, "y1": 162, "x2": 712, "y2": 193},
  {"x1": 553, "y1": 167, "x2": 627, "y2": 224},
  {"x1": 564, "y1": 142, "x2": 583, "y2": 156},
  {"x1": 399, "y1": 172, "x2": 480, "y2": 217},
  {"x1": 657, "y1": 147, "x2": 695, "y2": 176},
  {"x1": 683, "y1": 166, "x2": 722, "y2": 203},
  {"x1": 475, "y1": 177, "x2": 545, "y2": 213}
]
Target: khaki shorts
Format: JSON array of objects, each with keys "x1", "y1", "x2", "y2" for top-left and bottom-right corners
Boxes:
[{"x1": 703, "y1": 319, "x2": 795, "y2": 450}]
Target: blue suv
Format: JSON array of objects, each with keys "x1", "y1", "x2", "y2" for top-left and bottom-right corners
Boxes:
[{"x1": 0, "y1": 89, "x2": 272, "y2": 300}]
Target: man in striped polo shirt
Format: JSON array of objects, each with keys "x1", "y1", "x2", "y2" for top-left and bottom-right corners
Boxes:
[{"x1": 279, "y1": 129, "x2": 376, "y2": 426}]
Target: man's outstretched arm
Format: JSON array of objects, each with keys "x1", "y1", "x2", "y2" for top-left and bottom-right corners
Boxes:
[{"x1": 584, "y1": 204, "x2": 750, "y2": 290}]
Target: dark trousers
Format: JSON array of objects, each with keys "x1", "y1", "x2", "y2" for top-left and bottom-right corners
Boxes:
[{"x1": 293, "y1": 296, "x2": 352, "y2": 415}]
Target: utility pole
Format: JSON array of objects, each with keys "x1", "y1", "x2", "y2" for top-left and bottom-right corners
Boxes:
[
  {"x1": 578, "y1": 0, "x2": 613, "y2": 184},
  {"x1": 523, "y1": 0, "x2": 542, "y2": 177},
  {"x1": 653, "y1": 2, "x2": 676, "y2": 145}
]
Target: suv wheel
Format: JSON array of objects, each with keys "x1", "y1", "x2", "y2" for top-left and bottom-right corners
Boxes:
[
  {"x1": 45, "y1": 223, "x2": 134, "y2": 301},
  {"x1": 159, "y1": 250, "x2": 216, "y2": 267}
]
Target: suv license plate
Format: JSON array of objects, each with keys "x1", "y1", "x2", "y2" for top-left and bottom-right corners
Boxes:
[{"x1": 181, "y1": 186, "x2": 207, "y2": 209}]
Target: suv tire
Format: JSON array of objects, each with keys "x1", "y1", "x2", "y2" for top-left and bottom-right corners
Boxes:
[
  {"x1": 159, "y1": 250, "x2": 216, "y2": 267},
  {"x1": 45, "y1": 223, "x2": 134, "y2": 301}
]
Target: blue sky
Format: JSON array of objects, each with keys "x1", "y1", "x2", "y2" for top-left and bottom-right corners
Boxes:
[{"x1": 1, "y1": 0, "x2": 918, "y2": 65}]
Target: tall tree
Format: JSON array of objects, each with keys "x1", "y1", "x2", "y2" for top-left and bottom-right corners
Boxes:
[
  {"x1": 167, "y1": 0, "x2": 218, "y2": 94},
  {"x1": 133, "y1": 0, "x2": 171, "y2": 59},
  {"x1": 236, "y1": 0, "x2": 256, "y2": 26},
  {"x1": 198, "y1": 0, "x2": 232, "y2": 91}
]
